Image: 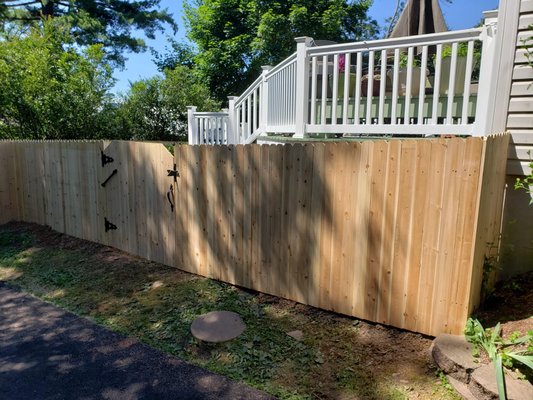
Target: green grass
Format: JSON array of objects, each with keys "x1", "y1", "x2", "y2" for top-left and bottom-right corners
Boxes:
[{"x1": 0, "y1": 224, "x2": 460, "y2": 400}]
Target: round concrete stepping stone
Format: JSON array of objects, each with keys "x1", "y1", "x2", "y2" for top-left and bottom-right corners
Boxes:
[{"x1": 191, "y1": 311, "x2": 246, "y2": 343}]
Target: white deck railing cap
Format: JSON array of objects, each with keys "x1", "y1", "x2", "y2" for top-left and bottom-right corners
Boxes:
[
  {"x1": 295, "y1": 36, "x2": 313, "y2": 45},
  {"x1": 483, "y1": 9, "x2": 498, "y2": 19}
]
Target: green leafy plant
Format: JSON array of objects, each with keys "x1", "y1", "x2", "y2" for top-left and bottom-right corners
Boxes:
[
  {"x1": 464, "y1": 318, "x2": 533, "y2": 400},
  {"x1": 514, "y1": 151, "x2": 533, "y2": 204},
  {"x1": 399, "y1": 52, "x2": 421, "y2": 68},
  {"x1": 436, "y1": 42, "x2": 482, "y2": 81},
  {"x1": 441, "y1": 43, "x2": 471, "y2": 59}
]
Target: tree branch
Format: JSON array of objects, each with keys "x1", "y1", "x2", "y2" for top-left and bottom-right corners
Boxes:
[
  {"x1": 1, "y1": 1, "x2": 40, "y2": 6},
  {"x1": 5, "y1": 16, "x2": 40, "y2": 20}
]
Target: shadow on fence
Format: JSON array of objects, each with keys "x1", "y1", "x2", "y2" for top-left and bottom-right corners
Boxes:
[{"x1": 0, "y1": 135, "x2": 509, "y2": 338}]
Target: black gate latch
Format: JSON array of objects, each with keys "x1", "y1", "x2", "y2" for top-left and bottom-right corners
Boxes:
[
  {"x1": 101, "y1": 151, "x2": 114, "y2": 167},
  {"x1": 167, "y1": 163, "x2": 179, "y2": 182},
  {"x1": 104, "y1": 217, "x2": 117, "y2": 232}
]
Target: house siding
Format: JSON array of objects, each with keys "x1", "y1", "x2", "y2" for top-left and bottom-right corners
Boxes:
[{"x1": 507, "y1": 0, "x2": 533, "y2": 175}]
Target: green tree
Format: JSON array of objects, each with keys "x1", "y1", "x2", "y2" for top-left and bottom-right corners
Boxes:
[
  {"x1": 0, "y1": 21, "x2": 120, "y2": 139},
  {"x1": 120, "y1": 66, "x2": 220, "y2": 140},
  {"x1": 183, "y1": 0, "x2": 378, "y2": 101},
  {"x1": 152, "y1": 39, "x2": 197, "y2": 72},
  {"x1": 0, "y1": 0, "x2": 176, "y2": 66}
]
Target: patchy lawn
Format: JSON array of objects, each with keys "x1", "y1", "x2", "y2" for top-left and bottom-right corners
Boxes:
[{"x1": 0, "y1": 222, "x2": 463, "y2": 400}]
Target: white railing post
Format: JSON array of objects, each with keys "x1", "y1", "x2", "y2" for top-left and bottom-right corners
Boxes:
[
  {"x1": 221, "y1": 108, "x2": 229, "y2": 144},
  {"x1": 227, "y1": 96, "x2": 238, "y2": 144},
  {"x1": 227, "y1": 98, "x2": 235, "y2": 144},
  {"x1": 260, "y1": 65, "x2": 272, "y2": 134},
  {"x1": 187, "y1": 106, "x2": 197, "y2": 144},
  {"x1": 476, "y1": 2, "x2": 520, "y2": 136},
  {"x1": 472, "y1": 11, "x2": 498, "y2": 136},
  {"x1": 294, "y1": 36, "x2": 313, "y2": 138}
]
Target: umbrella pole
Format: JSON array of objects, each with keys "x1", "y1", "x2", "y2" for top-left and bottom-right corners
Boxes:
[{"x1": 386, "y1": 0, "x2": 405, "y2": 37}]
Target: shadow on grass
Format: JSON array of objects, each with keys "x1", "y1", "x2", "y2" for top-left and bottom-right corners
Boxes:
[{"x1": 0, "y1": 222, "x2": 457, "y2": 400}]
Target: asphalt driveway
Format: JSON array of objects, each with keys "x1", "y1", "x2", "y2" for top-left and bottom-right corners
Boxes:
[{"x1": 0, "y1": 283, "x2": 275, "y2": 400}]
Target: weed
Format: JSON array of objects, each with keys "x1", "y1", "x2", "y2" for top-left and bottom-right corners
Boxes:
[
  {"x1": 464, "y1": 318, "x2": 533, "y2": 399},
  {"x1": 436, "y1": 369, "x2": 454, "y2": 392}
]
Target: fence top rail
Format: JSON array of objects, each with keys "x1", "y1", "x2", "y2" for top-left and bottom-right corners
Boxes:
[
  {"x1": 193, "y1": 112, "x2": 229, "y2": 117},
  {"x1": 264, "y1": 53, "x2": 297, "y2": 79},
  {"x1": 234, "y1": 74, "x2": 263, "y2": 108},
  {"x1": 307, "y1": 27, "x2": 484, "y2": 57}
]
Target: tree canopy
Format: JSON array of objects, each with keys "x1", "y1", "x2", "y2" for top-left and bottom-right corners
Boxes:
[
  {"x1": 183, "y1": 0, "x2": 378, "y2": 101},
  {"x1": 0, "y1": 0, "x2": 176, "y2": 66},
  {"x1": 120, "y1": 66, "x2": 220, "y2": 141},
  {"x1": 0, "y1": 21, "x2": 121, "y2": 139}
]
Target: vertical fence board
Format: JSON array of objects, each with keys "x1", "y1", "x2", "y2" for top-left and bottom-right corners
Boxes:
[
  {"x1": 468, "y1": 134, "x2": 510, "y2": 317},
  {"x1": 0, "y1": 142, "x2": 19, "y2": 223},
  {"x1": 418, "y1": 140, "x2": 447, "y2": 335},
  {"x1": 363, "y1": 140, "x2": 387, "y2": 321},
  {"x1": 317, "y1": 144, "x2": 337, "y2": 311},
  {"x1": 232, "y1": 145, "x2": 247, "y2": 285},
  {"x1": 52, "y1": 142, "x2": 66, "y2": 233},
  {"x1": 307, "y1": 143, "x2": 325, "y2": 308},
  {"x1": 389, "y1": 140, "x2": 417, "y2": 329},
  {"x1": 402, "y1": 140, "x2": 431, "y2": 332},
  {"x1": 377, "y1": 140, "x2": 401, "y2": 324},
  {"x1": 431, "y1": 138, "x2": 464, "y2": 334},
  {"x1": 249, "y1": 145, "x2": 262, "y2": 290}
]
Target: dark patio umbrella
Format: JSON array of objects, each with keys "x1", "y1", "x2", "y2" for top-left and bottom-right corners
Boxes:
[{"x1": 388, "y1": 0, "x2": 448, "y2": 38}]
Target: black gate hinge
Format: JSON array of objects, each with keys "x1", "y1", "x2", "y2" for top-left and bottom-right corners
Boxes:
[
  {"x1": 104, "y1": 217, "x2": 117, "y2": 232},
  {"x1": 101, "y1": 151, "x2": 114, "y2": 167}
]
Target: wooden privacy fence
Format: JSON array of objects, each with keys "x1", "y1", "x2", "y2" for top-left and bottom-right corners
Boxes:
[{"x1": 0, "y1": 135, "x2": 509, "y2": 336}]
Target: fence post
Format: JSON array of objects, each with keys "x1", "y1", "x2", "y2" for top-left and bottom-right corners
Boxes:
[
  {"x1": 187, "y1": 106, "x2": 197, "y2": 144},
  {"x1": 473, "y1": 4, "x2": 520, "y2": 136},
  {"x1": 260, "y1": 65, "x2": 272, "y2": 135},
  {"x1": 294, "y1": 37, "x2": 313, "y2": 138},
  {"x1": 472, "y1": 12, "x2": 498, "y2": 136},
  {"x1": 227, "y1": 96, "x2": 238, "y2": 144}
]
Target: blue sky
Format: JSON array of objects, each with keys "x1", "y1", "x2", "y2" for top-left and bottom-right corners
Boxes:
[{"x1": 112, "y1": 0, "x2": 499, "y2": 94}]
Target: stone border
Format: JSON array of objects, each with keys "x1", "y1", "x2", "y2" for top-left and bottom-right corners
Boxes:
[{"x1": 431, "y1": 334, "x2": 533, "y2": 400}]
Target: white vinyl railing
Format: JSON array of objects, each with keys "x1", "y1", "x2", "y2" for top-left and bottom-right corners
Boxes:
[
  {"x1": 231, "y1": 74, "x2": 263, "y2": 144},
  {"x1": 186, "y1": 110, "x2": 230, "y2": 145},
  {"x1": 306, "y1": 28, "x2": 483, "y2": 135},
  {"x1": 188, "y1": 11, "x2": 498, "y2": 144},
  {"x1": 264, "y1": 54, "x2": 297, "y2": 132}
]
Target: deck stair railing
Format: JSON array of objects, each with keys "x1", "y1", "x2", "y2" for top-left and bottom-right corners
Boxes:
[{"x1": 187, "y1": 12, "x2": 498, "y2": 144}]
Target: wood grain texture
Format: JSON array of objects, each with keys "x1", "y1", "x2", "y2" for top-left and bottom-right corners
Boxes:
[
  {"x1": 170, "y1": 138, "x2": 499, "y2": 336},
  {"x1": 0, "y1": 137, "x2": 509, "y2": 337},
  {"x1": 468, "y1": 134, "x2": 510, "y2": 316},
  {"x1": 0, "y1": 142, "x2": 20, "y2": 224}
]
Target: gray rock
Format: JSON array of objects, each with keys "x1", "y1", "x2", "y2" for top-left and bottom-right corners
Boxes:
[
  {"x1": 432, "y1": 334, "x2": 480, "y2": 383},
  {"x1": 447, "y1": 375, "x2": 477, "y2": 400},
  {"x1": 470, "y1": 364, "x2": 533, "y2": 400}
]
